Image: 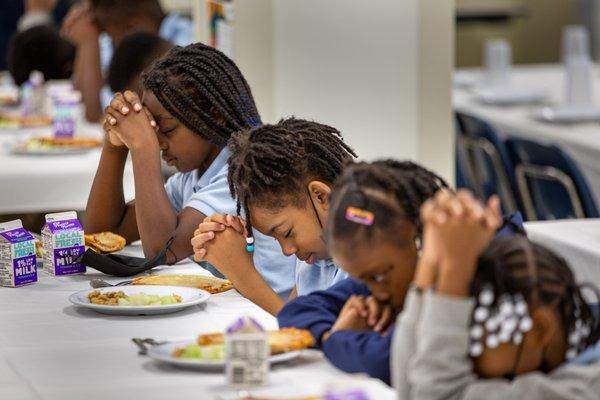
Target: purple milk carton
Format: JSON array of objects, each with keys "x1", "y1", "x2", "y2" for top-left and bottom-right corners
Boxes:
[
  {"x1": 42, "y1": 211, "x2": 86, "y2": 276},
  {"x1": 0, "y1": 219, "x2": 37, "y2": 287}
]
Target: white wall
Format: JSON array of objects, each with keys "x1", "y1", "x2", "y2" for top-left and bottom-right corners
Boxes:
[
  {"x1": 197, "y1": 0, "x2": 455, "y2": 181},
  {"x1": 273, "y1": 0, "x2": 419, "y2": 161}
]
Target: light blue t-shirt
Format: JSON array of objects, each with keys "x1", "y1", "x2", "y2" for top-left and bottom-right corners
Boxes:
[
  {"x1": 295, "y1": 258, "x2": 348, "y2": 296},
  {"x1": 100, "y1": 12, "x2": 195, "y2": 106},
  {"x1": 164, "y1": 148, "x2": 296, "y2": 297}
]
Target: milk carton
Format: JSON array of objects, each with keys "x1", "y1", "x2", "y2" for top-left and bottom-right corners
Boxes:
[
  {"x1": 42, "y1": 211, "x2": 85, "y2": 276},
  {"x1": 225, "y1": 316, "x2": 269, "y2": 388},
  {"x1": 52, "y1": 91, "x2": 81, "y2": 138},
  {"x1": 0, "y1": 219, "x2": 37, "y2": 287}
]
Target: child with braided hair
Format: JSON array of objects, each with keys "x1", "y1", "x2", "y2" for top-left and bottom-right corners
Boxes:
[
  {"x1": 191, "y1": 117, "x2": 357, "y2": 314},
  {"x1": 275, "y1": 162, "x2": 524, "y2": 384},
  {"x1": 86, "y1": 43, "x2": 295, "y2": 298},
  {"x1": 393, "y1": 190, "x2": 600, "y2": 399}
]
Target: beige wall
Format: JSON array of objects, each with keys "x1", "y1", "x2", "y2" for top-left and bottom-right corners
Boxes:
[
  {"x1": 456, "y1": 0, "x2": 579, "y2": 66},
  {"x1": 418, "y1": 0, "x2": 455, "y2": 181},
  {"x1": 160, "y1": 0, "x2": 193, "y2": 14}
]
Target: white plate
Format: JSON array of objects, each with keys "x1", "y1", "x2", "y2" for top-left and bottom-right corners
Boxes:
[
  {"x1": 146, "y1": 339, "x2": 302, "y2": 370},
  {"x1": 69, "y1": 285, "x2": 210, "y2": 315},
  {"x1": 453, "y1": 71, "x2": 482, "y2": 88},
  {"x1": 532, "y1": 105, "x2": 600, "y2": 123},
  {"x1": 473, "y1": 87, "x2": 547, "y2": 105}
]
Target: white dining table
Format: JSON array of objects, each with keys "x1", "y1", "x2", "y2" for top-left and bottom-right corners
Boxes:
[
  {"x1": 525, "y1": 219, "x2": 600, "y2": 297},
  {"x1": 0, "y1": 122, "x2": 135, "y2": 214},
  {"x1": 454, "y1": 64, "x2": 600, "y2": 205},
  {"x1": 0, "y1": 243, "x2": 394, "y2": 400}
]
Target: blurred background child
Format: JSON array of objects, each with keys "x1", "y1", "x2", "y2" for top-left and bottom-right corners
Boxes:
[
  {"x1": 60, "y1": 0, "x2": 193, "y2": 121},
  {"x1": 107, "y1": 32, "x2": 173, "y2": 94},
  {"x1": 7, "y1": 24, "x2": 75, "y2": 86}
]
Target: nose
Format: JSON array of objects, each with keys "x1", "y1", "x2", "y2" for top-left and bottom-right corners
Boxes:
[
  {"x1": 280, "y1": 241, "x2": 297, "y2": 257},
  {"x1": 157, "y1": 134, "x2": 168, "y2": 150}
]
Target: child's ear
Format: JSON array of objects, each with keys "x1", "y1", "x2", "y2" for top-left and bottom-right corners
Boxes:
[
  {"x1": 530, "y1": 307, "x2": 559, "y2": 348},
  {"x1": 307, "y1": 181, "x2": 331, "y2": 208},
  {"x1": 210, "y1": 106, "x2": 226, "y2": 126}
]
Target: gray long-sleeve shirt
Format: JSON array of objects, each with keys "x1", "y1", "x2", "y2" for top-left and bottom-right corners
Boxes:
[{"x1": 391, "y1": 288, "x2": 600, "y2": 400}]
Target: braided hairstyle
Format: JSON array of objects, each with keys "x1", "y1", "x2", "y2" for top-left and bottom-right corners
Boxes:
[
  {"x1": 227, "y1": 117, "x2": 357, "y2": 239},
  {"x1": 326, "y1": 160, "x2": 449, "y2": 246},
  {"x1": 472, "y1": 236, "x2": 600, "y2": 361},
  {"x1": 142, "y1": 43, "x2": 261, "y2": 147}
]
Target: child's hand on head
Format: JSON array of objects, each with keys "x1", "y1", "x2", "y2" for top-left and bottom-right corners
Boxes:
[
  {"x1": 60, "y1": 2, "x2": 99, "y2": 46},
  {"x1": 192, "y1": 214, "x2": 246, "y2": 261},
  {"x1": 103, "y1": 91, "x2": 158, "y2": 152},
  {"x1": 429, "y1": 190, "x2": 501, "y2": 263},
  {"x1": 26, "y1": 0, "x2": 58, "y2": 13},
  {"x1": 413, "y1": 206, "x2": 443, "y2": 290},
  {"x1": 424, "y1": 190, "x2": 502, "y2": 296}
]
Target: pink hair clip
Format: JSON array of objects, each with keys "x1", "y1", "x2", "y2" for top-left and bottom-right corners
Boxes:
[{"x1": 345, "y1": 206, "x2": 375, "y2": 226}]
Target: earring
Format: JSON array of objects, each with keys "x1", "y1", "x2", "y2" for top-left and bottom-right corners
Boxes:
[{"x1": 245, "y1": 236, "x2": 254, "y2": 253}]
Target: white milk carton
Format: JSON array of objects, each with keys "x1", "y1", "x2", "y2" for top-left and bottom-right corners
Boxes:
[
  {"x1": 225, "y1": 316, "x2": 269, "y2": 388},
  {"x1": 0, "y1": 219, "x2": 37, "y2": 287},
  {"x1": 42, "y1": 211, "x2": 86, "y2": 276}
]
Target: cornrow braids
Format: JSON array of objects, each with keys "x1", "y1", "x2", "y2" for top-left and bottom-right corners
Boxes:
[
  {"x1": 227, "y1": 117, "x2": 357, "y2": 241},
  {"x1": 142, "y1": 43, "x2": 261, "y2": 147},
  {"x1": 326, "y1": 159, "x2": 449, "y2": 246},
  {"x1": 469, "y1": 236, "x2": 600, "y2": 361}
]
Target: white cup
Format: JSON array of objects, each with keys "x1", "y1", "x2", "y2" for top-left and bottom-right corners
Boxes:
[
  {"x1": 562, "y1": 26, "x2": 594, "y2": 108},
  {"x1": 562, "y1": 25, "x2": 591, "y2": 63},
  {"x1": 484, "y1": 39, "x2": 512, "y2": 88}
]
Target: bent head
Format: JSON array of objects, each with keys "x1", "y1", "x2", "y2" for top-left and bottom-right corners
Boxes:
[
  {"x1": 327, "y1": 160, "x2": 448, "y2": 310},
  {"x1": 140, "y1": 43, "x2": 261, "y2": 173},
  {"x1": 227, "y1": 118, "x2": 356, "y2": 262},
  {"x1": 469, "y1": 236, "x2": 600, "y2": 379}
]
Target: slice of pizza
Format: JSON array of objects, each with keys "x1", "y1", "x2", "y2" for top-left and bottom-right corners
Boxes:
[
  {"x1": 197, "y1": 328, "x2": 314, "y2": 354},
  {"x1": 84, "y1": 232, "x2": 126, "y2": 253},
  {"x1": 131, "y1": 274, "x2": 234, "y2": 294},
  {"x1": 36, "y1": 137, "x2": 102, "y2": 148},
  {"x1": 267, "y1": 328, "x2": 315, "y2": 354}
]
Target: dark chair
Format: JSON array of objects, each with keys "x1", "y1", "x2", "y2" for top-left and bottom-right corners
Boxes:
[
  {"x1": 455, "y1": 119, "x2": 471, "y2": 189},
  {"x1": 505, "y1": 138, "x2": 599, "y2": 220},
  {"x1": 455, "y1": 112, "x2": 520, "y2": 214}
]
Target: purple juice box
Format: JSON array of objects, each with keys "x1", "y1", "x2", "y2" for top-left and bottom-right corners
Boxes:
[
  {"x1": 41, "y1": 211, "x2": 85, "y2": 276},
  {"x1": 0, "y1": 219, "x2": 37, "y2": 287},
  {"x1": 52, "y1": 92, "x2": 80, "y2": 138}
]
